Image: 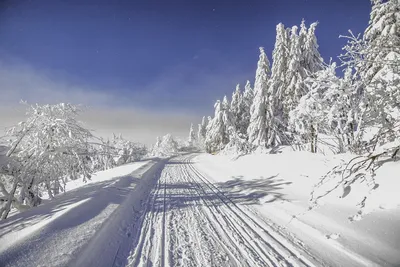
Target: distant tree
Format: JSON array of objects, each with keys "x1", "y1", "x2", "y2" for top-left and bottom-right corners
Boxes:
[
  {"x1": 196, "y1": 116, "x2": 208, "y2": 149},
  {"x1": 188, "y1": 123, "x2": 196, "y2": 146},
  {"x1": 151, "y1": 134, "x2": 179, "y2": 157}
]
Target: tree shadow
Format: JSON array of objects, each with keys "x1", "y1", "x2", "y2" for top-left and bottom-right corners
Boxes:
[
  {"x1": 0, "y1": 160, "x2": 163, "y2": 266},
  {"x1": 148, "y1": 174, "x2": 291, "y2": 213}
]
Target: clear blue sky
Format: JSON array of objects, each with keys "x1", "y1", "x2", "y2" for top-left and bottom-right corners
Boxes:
[{"x1": 0, "y1": 0, "x2": 371, "y2": 114}]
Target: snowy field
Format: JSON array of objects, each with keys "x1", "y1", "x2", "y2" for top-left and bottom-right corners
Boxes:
[{"x1": 1, "y1": 152, "x2": 399, "y2": 266}]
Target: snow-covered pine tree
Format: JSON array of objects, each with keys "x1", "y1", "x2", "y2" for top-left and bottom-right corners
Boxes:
[
  {"x1": 205, "y1": 100, "x2": 225, "y2": 153},
  {"x1": 230, "y1": 84, "x2": 242, "y2": 128},
  {"x1": 151, "y1": 134, "x2": 179, "y2": 157},
  {"x1": 284, "y1": 25, "x2": 304, "y2": 124},
  {"x1": 239, "y1": 80, "x2": 254, "y2": 138},
  {"x1": 205, "y1": 96, "x2": 235, "y2": 153},
  {"x1": 221, "y1": 95, "x2": 236, "y2": 138},
  {"x1": 303, "y1": 22, "x2": 324, "y2": 74},
  {"x1": 196, "y1": 116, "x2": 208, "y2": 149},
  {"x1": 268, "y1": 21, "x2": 324, "y2": 148},
  {"x1": 188, "y1": 123, "x2": 196, "y2": 146},
  {"x1": 200, "y1": 116, "x2": 208, "y2": 139},
  {"x1": 363, "y1": 0, "x2": 400, "y2": 83},
  {"x1": 247, "y1": 47, "x2": 271, "y2": 148},
  {"x1": 266, "y1": 23, "x2": 290, "y2": 147}
]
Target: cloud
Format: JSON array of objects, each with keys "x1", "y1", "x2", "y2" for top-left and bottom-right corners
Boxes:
[
  {"x1": 0, "y1": 51, "x2": 254, "y2": 145},
  {"x1": 0, "y1": 58, "x2": 114, "y2": 107},
  {"x1": 0, "y1": 59, "x2": 201, "y2": 145}
]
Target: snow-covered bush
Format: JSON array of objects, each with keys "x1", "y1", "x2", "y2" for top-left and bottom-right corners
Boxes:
[{"x1": 111, "y1": 134, "x2": 147, "y2": 165}]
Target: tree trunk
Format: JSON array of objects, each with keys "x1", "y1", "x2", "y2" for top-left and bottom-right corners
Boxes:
[
  {"x1": 26, "y1": 177, "x2": 41, "y2": 207},
  {"x1": 1, "y1": 179, "x2": 18, "y2": 220}
]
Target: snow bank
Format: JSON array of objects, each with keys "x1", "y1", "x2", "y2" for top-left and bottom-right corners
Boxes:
[{"x1": 0, "y1": 159, "x2": 160, "y2": 267}]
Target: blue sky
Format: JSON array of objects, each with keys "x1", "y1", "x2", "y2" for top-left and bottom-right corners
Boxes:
[{"x1": 0, "y1": 0, "x2": 372, "y2": 143}]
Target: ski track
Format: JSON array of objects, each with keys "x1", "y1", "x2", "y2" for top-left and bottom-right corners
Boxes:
[{"x1": 126, "y1": 154, "x2": 316, "y2": 267}]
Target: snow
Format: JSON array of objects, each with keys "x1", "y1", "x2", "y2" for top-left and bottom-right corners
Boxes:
[
  {"x1": 1, "y1": 152, "x2": 399, "y2": 266},
  {"x1": 193, "y1": 151, "x2": 400, "y2": 266},
  {"x1": 0, "y1": 159, "x2": 156, "y2": 267}
]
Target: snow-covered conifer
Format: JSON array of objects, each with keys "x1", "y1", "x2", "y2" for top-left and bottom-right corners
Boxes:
[
  {"x1": 205, "y1": 97, "x2": 235, "y2": 153},
  {"x1": 239, "y1": 80, "x2": 254, "y2": 138},
  {"x1": 230, "y1": 84, "x2": 242, "y2": 126},
  {"x1": 247, "y1": 47, "x2": 271, "y2": 147},
  {"x1": 188, "y1": 123, "x2": 196, "y2": 146}
]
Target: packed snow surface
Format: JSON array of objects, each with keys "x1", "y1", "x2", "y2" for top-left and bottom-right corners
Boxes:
[{"x1": 0, "y1": 152, "x2": 399, "y2": 267}]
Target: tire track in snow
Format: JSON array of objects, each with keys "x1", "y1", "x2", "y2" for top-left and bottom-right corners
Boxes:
[
  {"x1": 180, "y1": 159, "x2": 282, "y2": 267},
  {"x1": 186, "y1": 155, "x2": 316, "y2": 267},
  {"x1": 126, "y1": 154, "x2": 316, "y2": 267}
]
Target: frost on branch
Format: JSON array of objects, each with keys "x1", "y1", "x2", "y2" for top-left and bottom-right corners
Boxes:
[{"x1": 0, "y1": 103, "x2": 94, "y2": 220}]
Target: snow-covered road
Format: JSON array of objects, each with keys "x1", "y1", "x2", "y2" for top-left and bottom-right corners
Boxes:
[
  {"x1": 0, "y1": 153, "x2": 320, "y2": 267},
  {"x1": 6, "y1": 153, "x2": 397, "y2": 266},
  {"x1": 126, "y1": 154, "x2": 316, "y2": 267}
]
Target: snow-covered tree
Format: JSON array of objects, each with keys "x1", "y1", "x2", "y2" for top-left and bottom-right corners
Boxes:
[
  {"x1": 205, "y1": 96, "x2": 235, "y2": 153},
  {"x1": 284, "y1": 25, "x2": 304, "y2": 123},
  {"x1": 230, "y1": 84, "x2": 242, "y2": 125},
  {"x1": 0, "y1": 103, "x2": 93, "y2": 219},
  {"x1": 266, "y1": 23, "x2": 291, "y2": 147},
  {"x1": 91, "y1": 138, "x2": 116, "y2": 171},
  {"x1": 151, "y1": 134, "x2": 179, "y2": 157},
  {"x1": 289, "y1": 63, "x2": 357, "y2": 153},
  {"x1": 267, "y1": 21, "x2": 324, "y2": 147},
  {"x1": 239, "y1": 80, "x2": 254, "y2": 138},
  {"x1": 196, "y1": 116, "x2": 208, "y2": 149},
  {"x1": 303, "y1": 22, "x2": 324, "y2": 74},
  {"x1": 247, "y1": 47, "x2": 271, "y2": 148},
  {"x1": 363, "y1": 0, "x2": 400, "y2": 82},
  {"x1": 340, "y1": 0, "x2": 400, "y2": 151},
  {"x1": 309, "y1": 1, "x2": 400, "y2": 215},
  {"x1": 111, "y1": 134, "x2": 147, "y2": 165},
  {"x1": 188, "y1": 123, "x2": 196, "y2": 146}
]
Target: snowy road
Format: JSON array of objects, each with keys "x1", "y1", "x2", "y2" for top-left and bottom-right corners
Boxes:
[
  {"x1": 0, "y1": 154, "x2": 321, "y2": 267},
  {"x1": 126, "y1": 154, "x2": 316, "y2": 267}
]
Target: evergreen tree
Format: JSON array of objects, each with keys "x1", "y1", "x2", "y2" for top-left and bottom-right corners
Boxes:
[
  {"x1": 240, "y1": 80, "x2": 254, "y2": 138},
  {"x1": 267, "y1": 23, "x2": 290, "y2": 146},
  {"x1": 303, "y1": 22, "x2": 324, "y2": 74},
  {"x1": 205, "y1": 97, "x2": 234, "y2": 153},
  {"x1": 247, "y1": 47, "x2": 271, "y2": 147},
  {"x1": 188, "y1": 123, "x2": 196, "y2": 146},
  {"x1": 230, "y1": 84, "x2": 242, "y2": 126},
  {"x1": 196, "y1": 116, "x2": 208, "y2": 149},
  {"x1": 363, "y1": 0, "x2": 400, "y2": 82},
  {"x1": 284, "y1": 25, "x2": 304, "y2": 122}
]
